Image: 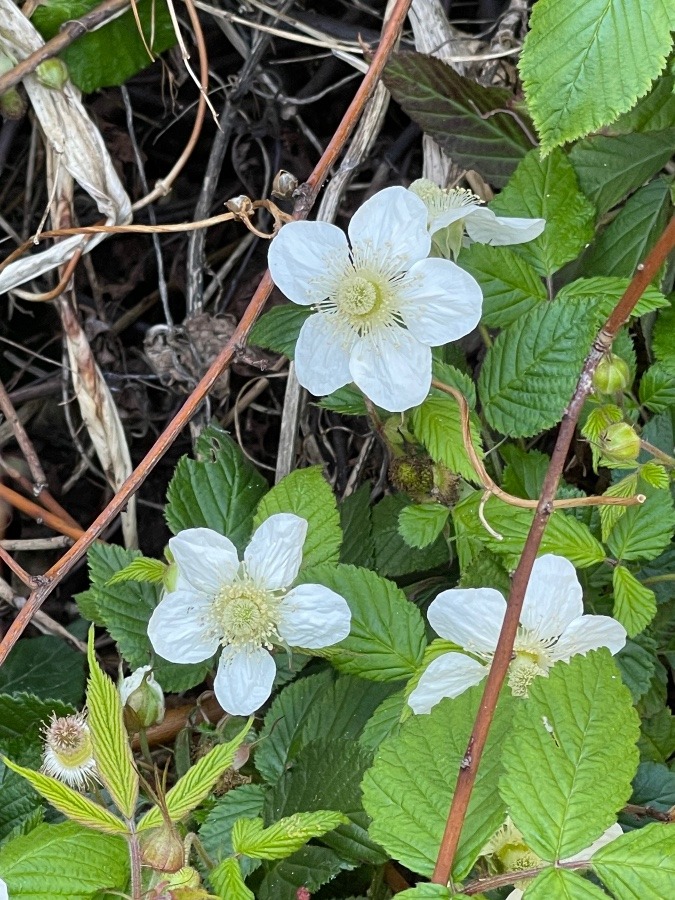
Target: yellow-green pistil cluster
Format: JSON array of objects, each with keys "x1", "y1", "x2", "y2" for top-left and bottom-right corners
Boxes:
[{"x1": 210, "y1": 577, "x2": 282, "y2": 650}]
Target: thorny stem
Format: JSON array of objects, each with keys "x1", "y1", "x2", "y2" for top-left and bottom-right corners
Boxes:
[
  {"x1": 0, "y1": 0, "x2": 414, "y2": 664},
  {"x1": 431, "y1": 213, "x2": 675, "y2": 887}
]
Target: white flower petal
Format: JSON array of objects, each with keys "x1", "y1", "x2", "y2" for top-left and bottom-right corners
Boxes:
[
  {"x1": 245, "y1": 513, "x2": 307, "y2": 590},
  {"x1": 398, "y1": 257, "x2": 483, "y2": 345},
  {"x1": 213, "y1": 645, "x2": 276, "y2": 715},
  {"x1": 505, "y1": 891, "x2": 523, "y2": 900},
  {"x1": 464, "y1": 207, "x2": 546, "y2": 246},
  {"x1": 563, "y1": 823, "x2": 623, "y2": 864},
  {"x1": 427, "y1": 588, "x2": 506, "y2": 653},
  {"x1": 428, "y1": 202, "x2": 482, "y2": 234},
  {"x1": 148, "y1": 591, "x2": 219, "y2": 663},
  {"x1": 268, "y1": 220, "x2": 350, "y2": 305},
  {"x1": 277, "y1": 583, "x2": 351, "y2": 648},
  {"x1": 169, "y1": 528, "x2": 239, "y2": 596},
  {"x1": 521, "y1": 555, "x2": 583, "y2": 640},
  {"x1": 550, "y1": 615, "x2": 627, "y2": 662},
  {"x1": 350, "y1": 327, "x2": 431, "y2": 412},
  {"x1": 119, "y1": 665, "x2": 153, "y2": 704},
  {"x1": 348, "y1": 186, "x2": 430, "y2": 269},
  {"x1": 0, "y1": 878, "x2": 8, "y2": 900},
  {"x1": 294, "y1": 313, "x2": 353, "y2": 397},
  {"x1": 408, "y1": 652, "x2": 487, "y2": 714}
]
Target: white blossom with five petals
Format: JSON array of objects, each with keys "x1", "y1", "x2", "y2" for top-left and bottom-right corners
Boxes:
[
  {"x1": 408, "y1": 554, "x2": 626, "y2": 714},
  {"x1": 267, "y1": 186, "x2": 483, "y2": 412},
  {"x1": 148, "y1": 514, "x2": 351, "y2": 716},
  {"x1": 409, "y1": 178, "x2": 546, "y2": 246}
]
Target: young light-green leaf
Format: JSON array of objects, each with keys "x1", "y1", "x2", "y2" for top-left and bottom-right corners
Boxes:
[
  {"x1": 525, "y1": 867, "x2": 609, "y2": 899},
  {"x1": 520, "y1": 0, "x2": 675, "y2": 152},
  {"x1": 86, "y1": 628, "x2": 138, "y2": 819},
  {"x1": 106, "y1": 556, "x2": 166, "y2": 586},
  {"x1": 607, "y1": 490, "x2": 675, "y2": 562},
  {"x1": 232, "y1": 810, "x2": 347, "y2": 859},
  {"x1": 209, "y1": 857, "x2": 255, "y2": 900},
  {"x1": 199, "y1": 783, "x2": 266, "y2": 873},
  {"x1": 500, "y1": 651, "x2": 640, "y2": 861},
  {"x1": 593, "y1": 821, "x2": 675, "y2": 899},
  {"x1": 639, "y1": 364, "x2": 675, "y2": 413},
  {"x1": 612, "y1": 566, "x2": 657, "y2": 638},
  {"x1": 411, "y1": 388, "x2": 484, "y2": 483}
]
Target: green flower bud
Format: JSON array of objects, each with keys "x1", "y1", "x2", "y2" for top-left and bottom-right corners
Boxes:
[
  {"x1": 139, "y1": 823, "x2": 185, "y2": 873},
  {"x1": 0, "y1": 87, "x2": 26, "y2": 120},
  {"x1": 36, "y1": 58, "x2": 69, "y2": 91},
  {"x1": 599, "y1": 422, "x2": 641, "y2": 463},
  {"x1": 593, "y1": 354, "x2": 631, "y2": 394},
  {"x1": 120, "y1": 666, "x2": 165, "y2": 730}
]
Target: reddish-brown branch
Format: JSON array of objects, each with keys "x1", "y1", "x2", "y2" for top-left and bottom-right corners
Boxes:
[
  {"x1": 0, "y1": 482, "x2": 85, "y2": 542},
  {"x1": 0, "y1": 0, "x2": 413, "y2": 665},
  {"x1": 431, "y1": 213, "x2": 675, "y2": 886}
]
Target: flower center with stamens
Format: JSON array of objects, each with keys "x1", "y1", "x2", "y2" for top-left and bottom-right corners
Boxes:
[
  {"x1": 211, "y1": 578, "x2": 280, "y2": 650},
  {"x1": 44, "y1": 714, "x2": 94, "y2": 768},
  {"x1": 336, "y1": 274, "x2": 378, "y2": 317},
  {"x1": 508, "y1": 634, "x2": 554, "y2": 697}
]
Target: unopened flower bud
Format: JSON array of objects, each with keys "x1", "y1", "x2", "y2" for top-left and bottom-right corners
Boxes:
[
  {"x1": 272, "y1": 170, "x2": 298, "y2": 199},
  {"x1": 389, "y1": 455, "x2": 434, "y2": 502},
  {"x1": 36, "y1": 58, "x2": 69, "y2": 90},
  {"x1": 0, "y1": 87, "x2": 26, "y2": 120},
  {"x1": 120, "y1": 666, "x2": 165, "y2": 730},
  {"x1": 593, "y1": 354, "x2": 631, "y2": 394},
  {"x1": 599, "y1": 422, "x2": 641, "y2": 463},
  {"x1": 140, "y1": 823, "x2": 185, "y2": 873},
  {"x1": 226, "y1": 195, "x2": 253, "y2": 218},
  {"x1": 41, "y1": 711, "x2": 99, "y2": 790}
]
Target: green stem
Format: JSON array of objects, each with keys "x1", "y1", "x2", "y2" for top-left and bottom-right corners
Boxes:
[
  {"x1": 126, "y1": 821, "x2": 142, "y2": 900},
  {"x1": 640, "y1": 439, "x2": 675, "y2": 468},
  {"x1": 642, "y1": 573, "x2": 675, "y2": 586}
]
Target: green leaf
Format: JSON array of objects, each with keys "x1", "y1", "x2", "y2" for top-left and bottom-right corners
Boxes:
[
  {"x1": 519, "y1": 0, "x2": 675, "y2": 152},
  {"x1": 106, "y1": 556, "x2": 166, "y2": 585},
  {"x1": 339, "y1": 483, "x2": 374, "y2": 568},
  {"x1": 458, "y1": 550, "x2": 511, "y2": 595},
  {"x1": 266, "y1": 739, "x2": 385, "y2": 865},
  {"x1": 458, "y1": 243, "x2": 546, "y2": 329},
  {"x1": 612, "y1": 73, "x2": 675, "y2": 133},
  {"x1": 624, "y1": 762, "x2": 675, "y2": 827},
  {"x1": 253, "y1": 467, "x2": 341, "y2": 569},
  {"x1": 209, "y1": 857, "x2": 254, "y2": 900},
  {"x1": 32, "y1": 0, "x2": 176, "y2": 93},
  {"x1": 612, "y1": 567, "x2": 657, "y2": 638},
  {"x1": 581, "y1": 178, "x2": 672, "y2": 278},
  {"x1": 489, "y1": 149, "x2": 596, "y2": 276},
  {"x1": 76, "y1": 543, "x2": 210, "y2": 693},
  {"x1": 248, "y1": 304, "x2": 312, "y2": 358},
  {"x1": 500, "y1": 445, "x2": 550, "y2": 500},
  {"x1": 86, "y1": 629, "x2": 138, "y2": 819},
  {"x1": 362, "y1": 688, "x2": 515, "y2": 880},
  {"x1": 478, "y1": 300, "x2": 598, "y2": 437},
  {"x1": 0, "y1": 693, "x2": 73, "y2": 744},
  {"x1": 398, "y1": 504, "x2": 450, "y2": 549},
  {"x1": 525, "y1": 867, "x2": 609, "y2": 899},
  {"x1": 616, "y1": 638, "x2": 657, "y2": 703},
  {"x1": 607, "y1": 490, "x2": 675, "y2": 562},
  {"x1": 382, "y1": 51, "x2": 532, "y2": 186},
  {"x1": 0, "y1": 821, "x2": 128, "y2": 899},
  {"x1": 298, "y1": 564, "x2": 426, "y2": 681},
  {"x1": 256, "y1": 845, "x2": 346, "y2": 900},
  {"x1": 653, "y1": 302, "x2": 675, "y2": 371},
  {"x1": 1, "y1": 757, "x2": 127, "y2": 834},
  {"x1": 0, "y1": 750, "x2": 44, "y2": 844},
  {"x1": 593, "y1": 821, "x2": 675, "y2": 898},
  {"x1": 411, "y1": 389, "x2": 483, "y2": 483},
  {"x1": 372, "y1": 493, "x2": 449, "y2": 577},
  {"x1": 639, "y1": 364, "x2": 675, "y2": 412},
  {"x1": 359, "y1": 690, "x2": 405, "y2": 752},
  {"x1": 556, "y1": 277, "x2": 669, "y2": 319},
  {"x1": 138, "y1": 719, "x2": 252, "y2": 830},
  {"x1": 395, "y1": 887, "x2": 452, "y2": 899},
  {"x1": 638, "y1": 707, "x2": 675, "y2": 764},
  {"x1": 0, "y1": 636, "x2": 85, "y2": 706},
  {"x1": 569, "y1": 130, "x2": 675, "y2": 215},
  {"x1": 232, "y1": 810, "x2": 347, "y2": 859},
  {"x1": 500, "y1": 651, "x2": 640, "y2": 861},
  {"x1": 165, "y1": 427, "x2": 268, "y2": 551},
  {"x1": 199, "y1": 784, "x2": 266, "y2": 874},
  {"x1": 317, "y1": 384, "x2": 368, "y2": 416}
]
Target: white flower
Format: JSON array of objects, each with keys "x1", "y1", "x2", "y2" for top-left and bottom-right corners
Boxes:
[
  {"x1": 0, "y1": 878, "x2": 8, "y2": 900},
  {"x1": 148, "y1": 514, "x2": 351, "y2": 716},
  {"x1": 409, "y1": 178, "x2": 546, "y2": 246},
  {"x1": 504, "y1": 822, "x2": 624, "y2": 898},
  {"x1": 41, "y1": 711, "x2": 99, "y2": 790},
  {"x1": 408, "y1": 554, "x2": 626, "y2": 714},
  {"x1": 267, "y1": 186, "x2": 483, "y2": 412}
]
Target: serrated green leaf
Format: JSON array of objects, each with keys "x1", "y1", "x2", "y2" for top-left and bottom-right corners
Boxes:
[
  {"x1": 612, "y1": 73, "x2": 675, "y2": 133},
  {"x1": 86, "y1": 629, "x2": 138, "y2": 818},
  {"x1": 298, "y1": 564, "x2": 426, "y2": 681},
  {"x1": 612, "y1": 567, "x2": 657, "y2": 638},
  {"x1": 362, "y1": 688, "x2": 514, "y2": 880},
  {"x1": 616, "y1": 638, "x2": 657, "y2": 703},
  {"x1": 0, "y1": 821, "x2": 128, "y2": 899},
  {"x1": 639, "y1": 462, "x2": 669, "y2": 491},
  {"x1": 199, "y1": 783, "x2": 265, "y2": 876},
  {"x1": 76, "y1": 543, "x2": 210, "y2": 693},
  {"x1": 248, "y1": 304, "x2": 312, "y2": 358},
  {"x1": 459, "y1": 243, "x2": 547, "y2": 328},
  {"x1": 556, "y1": 277, "x2": 669, "y2": 319},
  {"x1": 500, "y1": 651, "x2": 640, "y2": 861},
  {"x1": 398, "y1": 504, "x2": 450, "y2": 549},
  {"x1": 33, "y1": 0, "x2": 176, "y2": 93},
  {"x1": 253, "y1": 467, "x2": 341, "y2": 569},
  {"x1": 266, "y1": 739, "x2": 385, "y2": 865},
  {"x1": 569, "y1": 130, "x2": 675, "y2": 215},
  {"x1": 607, "y1": 490, "x2": 675, "y2": 562},
  {"x1": 525, "y1": 867, "x2": 608, "y2": 899},
  {"x1": 339, "y1": 483, "x2": 374, "y2": 568},
  {"x1": 638, "y1": 707, "x2": 675, "y2": 764},
  {"x1": 256, "y1": 845, "x2": 346, "y2": 900},
  {"x1": 500, "y1": 445, "x2": 550, "y2": 500},
  {"x1": 520, "y1": 0, "x2": 674, "y2": 152},
  {"x1": 593, "y1": 821, "x2": 675, "y2": 898},
  {"x1": 0, "y1": 693, "x2": 73, "y2": 744},
  {"x1": 453, "y1": 493, "x2": 605, "y2": 569},
  {"x1": 232, "y1": 810, "x2": 347, "y2": 859},
  {"x1": 372, "y1": 493, "x2": 449, "y2": 578},
  {"x1": 359, "y1": 690, "x2": 405, "y2": 752},
  {"x1": 138, "y1": 719, "x2": 252, "y2": 830},
  {"x1": 317, "y1": 384, "x2": 368, "y2": 416},
  {"x1": 0, "y1": 749, "x2": 44, "y2": 844},
  {"x1": 0, "y1": 636, "x2": 85, "y2": 706},
  {"x1": 639, "y1": 364, "x2": 675, "y2": 412},
  {"x1": 382, "y1": 51, "x2": 532, "y2": 186},
  {"x1": 165, "y1": 427, "x2": 268, "y2": 551},
  {"x1": 581, "y1": 177, "x2": 672, "y2": 278},
  {"x1": 458, "y1": 549, "x2": 512, "y2": 595},
  {"x1": 411, "y1": 387, "x2": 483, "y2": 483},
  {"x1": 489, "y1": 149, "x2": 596, "y2": 276},
  {"x1": 478, "y1": 300, "x2": 598, "y2": 437},
  {"x1": 1, "y1": 757, "x2": 127, "y2": 834},
  {"x1": 106, "y1": 556, "x2": 166, "y2": 586},
  {"x1": 653, "y1": 302, "x2": 675, "y2": 371},
  {"x1": 624, "y1": 762, "x2": 675, "y2": 828},
  {"x1": 209, "y1": 857, "x2": 254, "y2": 900}
]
